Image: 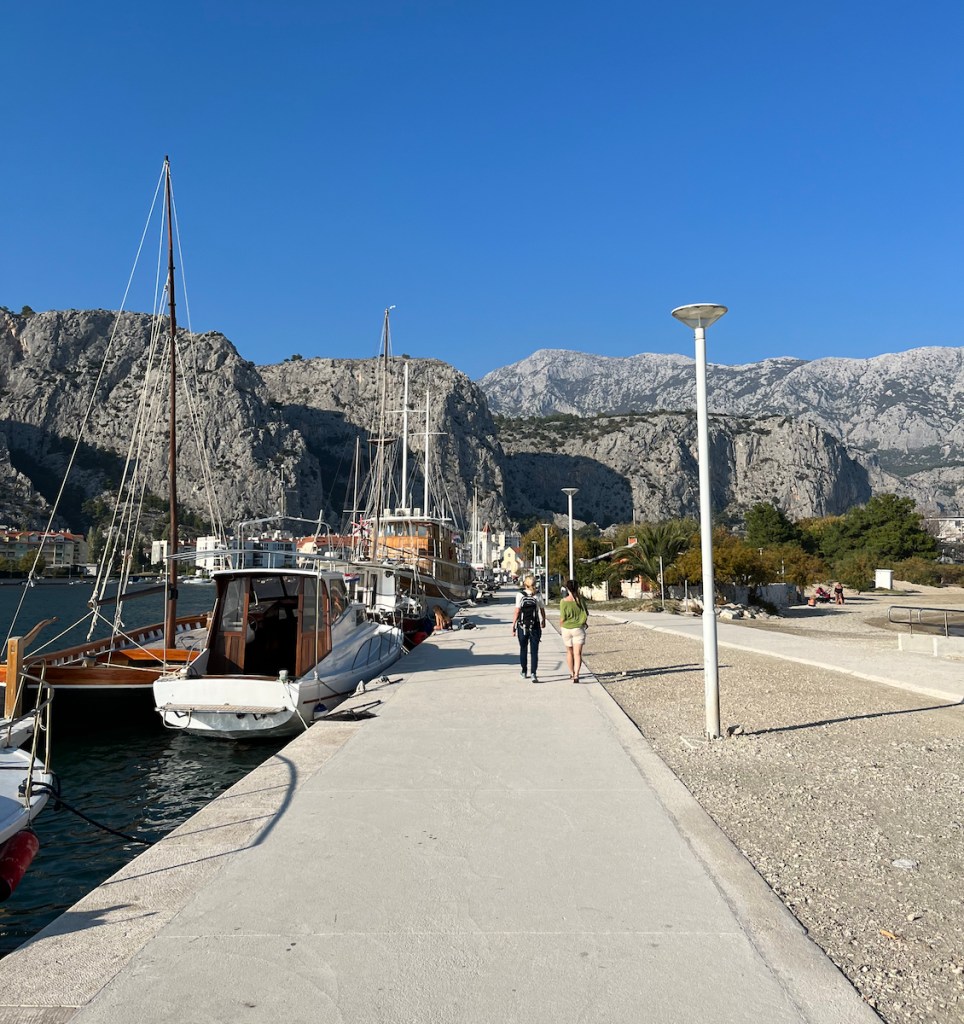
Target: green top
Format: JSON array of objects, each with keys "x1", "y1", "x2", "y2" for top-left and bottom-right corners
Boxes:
[{"x1": 559, "y1": 595, "x2": 588, "y2": 629}]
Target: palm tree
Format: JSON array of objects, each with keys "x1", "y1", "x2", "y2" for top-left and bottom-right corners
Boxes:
[{"x1": 607, "y1": 521, "x2": 691, "y2": 591}]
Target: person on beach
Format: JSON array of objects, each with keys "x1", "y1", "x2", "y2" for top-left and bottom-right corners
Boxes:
[
  {"x1": 512, "y1": 575, "x2": 546, "y2": 682},
  {"x1": 833, "y1": 581, "x2": 845, "y2": 605},
  {"x1": 559, "y1": 578, "x2": 589, "y2": 683}
]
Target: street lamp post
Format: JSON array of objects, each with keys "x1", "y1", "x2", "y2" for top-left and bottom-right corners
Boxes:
[
  {"x1": 562, "y1": 488, "x2": 579, "y2": 582},
  {"x1": 541, "y1": 522, "x2": 551, "y2": 598},
  {"x1": 671, "y1": 303, "x2": 728, "y2": 740}
]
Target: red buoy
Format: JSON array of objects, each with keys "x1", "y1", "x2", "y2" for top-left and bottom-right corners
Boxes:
[{"x1": 0, "y1": 830, "x2": 40, "y2": 901}]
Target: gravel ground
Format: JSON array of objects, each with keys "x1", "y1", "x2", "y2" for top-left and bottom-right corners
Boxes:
[{"x1": 584, "y1": 592, "x2": 964, "y2": 1024}]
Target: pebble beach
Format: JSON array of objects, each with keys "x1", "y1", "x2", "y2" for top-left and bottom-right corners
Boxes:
[{"x1": 584, "y1": 587, "x2": 964, "y2": 1024}]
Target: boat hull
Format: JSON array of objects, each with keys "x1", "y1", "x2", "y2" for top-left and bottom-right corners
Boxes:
[
  {"x1": 154, "y1": 620, "x2": 403, "y2": 740},
  {"x1": 0, "y1": 745, "x2": 52, "y2": 847},
  {"x1": 0, "y1": 616, "x2": 209, "y2": 728}
]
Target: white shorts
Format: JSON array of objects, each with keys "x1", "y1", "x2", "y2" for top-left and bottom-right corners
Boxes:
[{"x1": 561, "y1": 627, "x2": 586, "y2": 648}]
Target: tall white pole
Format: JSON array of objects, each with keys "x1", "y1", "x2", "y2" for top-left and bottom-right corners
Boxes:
[
  {"x1": 568, "y1": 495, "x2": 574, "y2": 580},
  {"x1": 694, "y1": 324, "x2": 721, "y2": 739},
  {"x1": 542, "y1": 522, "x2": 550, "y2": 598},
  {"x1": 673, "y1": 304, "x2": 726, "y2": 741},
  {"x1": 562, "y1": 488, "x2": 578, "y2": 581}
]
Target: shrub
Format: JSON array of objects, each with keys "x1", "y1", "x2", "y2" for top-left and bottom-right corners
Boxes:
[
  {"x1": 938, "y1": 563, "x2": 964, "y2": 586},
  {"x1": 892, "y1": 557, "x2": 943, "y2": 587},
  {"x1": 832, "y1": 552, "x2": 875, "y2": 592}
]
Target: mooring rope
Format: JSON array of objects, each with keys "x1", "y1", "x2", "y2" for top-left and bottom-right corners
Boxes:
[{"x1": 30, "y1": 781, "x2": 155, "y2": 846}]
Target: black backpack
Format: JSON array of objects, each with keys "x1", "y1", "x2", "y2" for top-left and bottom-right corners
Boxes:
[{"x1": 518, "y1": 594, "x2": 540, "y2": 635}]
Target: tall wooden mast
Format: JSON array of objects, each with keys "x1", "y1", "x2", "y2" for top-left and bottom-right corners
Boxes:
[{"x1": 164, "y1": 156, "x2": 179, "y2": 650}]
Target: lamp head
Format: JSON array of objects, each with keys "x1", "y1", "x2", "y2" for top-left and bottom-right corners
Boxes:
[{"x1": 671, "y1": 304, "x2": 728, "y2": 330}]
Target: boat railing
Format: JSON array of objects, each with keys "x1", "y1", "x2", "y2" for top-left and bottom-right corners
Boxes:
[
  {"x1": 887, "y1": 605, "x2": 964, "y2": 637},
  {"x1": 29, "y1": 613, "x2": 209, "y2": 665},
  {"x1": 21, "y1": 675, "x2": 54, "y2": 806}
]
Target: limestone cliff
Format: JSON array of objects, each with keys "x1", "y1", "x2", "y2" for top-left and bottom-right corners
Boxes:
[
  {"x1": 0, "y1": 309, "x2": 315, "y2": 529},
  {"x1": 498, "y1": 413, "x2": 872, "y2": 526},
  {"x1": 0, "y1": 309, "x2": 942, "y2": 534}
]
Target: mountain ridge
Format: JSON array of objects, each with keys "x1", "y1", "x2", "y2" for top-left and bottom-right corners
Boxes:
[
  {"x1": 0, "y1": 310, "x2": 957, "y2": 539},
  {"x1": 479, "y1": 345, "x2": 964, "y2": 514}
]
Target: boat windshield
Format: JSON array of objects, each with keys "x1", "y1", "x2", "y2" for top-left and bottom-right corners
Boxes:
[{"x1": 207, "y1": 573, "x2": 331, "y2": 676}]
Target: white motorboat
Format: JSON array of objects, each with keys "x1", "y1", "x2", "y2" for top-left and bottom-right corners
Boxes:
[{"x1": 153, "y1": 567, "x2": 403, "y2": 739}]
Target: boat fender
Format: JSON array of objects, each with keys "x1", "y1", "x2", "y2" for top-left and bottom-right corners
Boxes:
[{"x1": 0, "y1": 829, "x2": 40, "y2": 901}]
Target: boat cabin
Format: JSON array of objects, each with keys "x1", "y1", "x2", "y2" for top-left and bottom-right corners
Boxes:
[{"x1": 205, "y1": 570, "x2": 349, "y2": 678}]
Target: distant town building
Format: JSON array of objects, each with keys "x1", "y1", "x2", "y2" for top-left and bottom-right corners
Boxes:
[
  {"x1": 474, "y1": 527, "x2": 522, "y2": 571},
  {"x1": 924, "y1": 515, "x2": 964, "y2": 544},
  {"x1": 189, "y1": 532, "x2": 298, "y2": 571},
  {"x1": 500, "y1": 546, "x2": 524, "y2": 577},
  {"x1": 0, "y1": 529, "x2": 89, "y2": 568},
  {"x1": 924, "y1": 515, "x2": 964, "y2": 561},
  {"x1": 296, "y1": 534, "x2": 353, "y2": 565},
  {"x1": 150, "y1": 538, "x2": 198, "y2": 570}
]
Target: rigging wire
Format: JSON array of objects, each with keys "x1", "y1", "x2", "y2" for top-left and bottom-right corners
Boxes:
[{"x1": 3, "y1": 163, "x2": 167, "y2": 655}]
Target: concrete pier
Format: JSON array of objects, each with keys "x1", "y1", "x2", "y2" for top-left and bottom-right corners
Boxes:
[{"x1": 0, "y1": 595, "x2": 880, "y2": 1023}]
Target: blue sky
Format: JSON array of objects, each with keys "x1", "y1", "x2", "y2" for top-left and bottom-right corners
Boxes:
[{"x1": 3, "y1": 1, "x2": 962, "y2": 380}]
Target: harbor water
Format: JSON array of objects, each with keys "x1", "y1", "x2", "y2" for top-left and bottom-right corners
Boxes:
[{"x1": 0, "y1": 581, "x2": 286, "y2": 957}]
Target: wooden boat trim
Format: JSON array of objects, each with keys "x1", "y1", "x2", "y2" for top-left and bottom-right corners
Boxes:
[
  {"x1": 157, "y1": 702, "x2": 286, "y2": 714},
  {"x1": 0, "y1": 614, "x2": 208, "y2": 685}
]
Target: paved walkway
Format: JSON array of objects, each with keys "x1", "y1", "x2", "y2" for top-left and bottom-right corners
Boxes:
[
  {"x1": 594, "y1": 609, "x2": 964, "y2": 703},
  {"x1": 0, "y1": 595, "x2": 880, "y2": 1024}
]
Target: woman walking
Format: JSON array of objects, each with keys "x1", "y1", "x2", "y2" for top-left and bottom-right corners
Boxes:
[
  {"x1": 512, "y1": 575, "x2": 546, "y2": 682},
  {"x1": 559, "y1": 578, "x2": 589, "y2": 683}
]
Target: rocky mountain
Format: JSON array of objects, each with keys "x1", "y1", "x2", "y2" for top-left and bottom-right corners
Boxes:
[
  {"x1": 499, "y1": 412, "x2": 872, "y2": 525},
  {"x1": 0, "y1": 309, "x2": 946, "y2": 537},
  {"x1": 0, "y1": 309, "x2": 507, "y2": 534},
  {"x1": 258, "y1": 355, "x2": 506, "y2": 528},
  {"x1": 0, "y1": 308, "x2": 313, "y2": 532},
  {"x1": 479, "y1": 347, "x2": 964, "y2": 513}
]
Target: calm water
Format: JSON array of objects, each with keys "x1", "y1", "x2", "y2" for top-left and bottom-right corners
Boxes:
[{"x1": 0, "y1": 583, "x2": 286, "y2": 956}]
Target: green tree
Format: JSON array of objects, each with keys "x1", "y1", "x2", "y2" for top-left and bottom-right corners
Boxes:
[
  {"x1": 819, "y1": 494, "x2": 938, "y2": 564},
  {"x1": 892, "y1": 556, "x2": 942, "y2": 587},
  {"x1": 670, "y1": 530, "x2": 768, "y2": 587},
  {"x1": 834, "y1": 552, "x2": 876, "y2": 592},
  {"x1": 17, "y1": 551, "x2": 46, "y2": 575},
  {"x1": 759, "y1": 543, "x2": 826, "y2": 588},
  {"x1": 798, "y1": 515, "x2": 843, "y2": 555},
  {"x1": 744, "y1": 502, "x2": 802, "y2": 548}
]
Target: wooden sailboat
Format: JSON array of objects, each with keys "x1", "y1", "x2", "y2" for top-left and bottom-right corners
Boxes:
[
  {"x1": 364, "y1": 310, "x2": 473, "y2": 607},
  {"x1": 0, "y1": 158, "x2": 208, "y2": 720}
]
